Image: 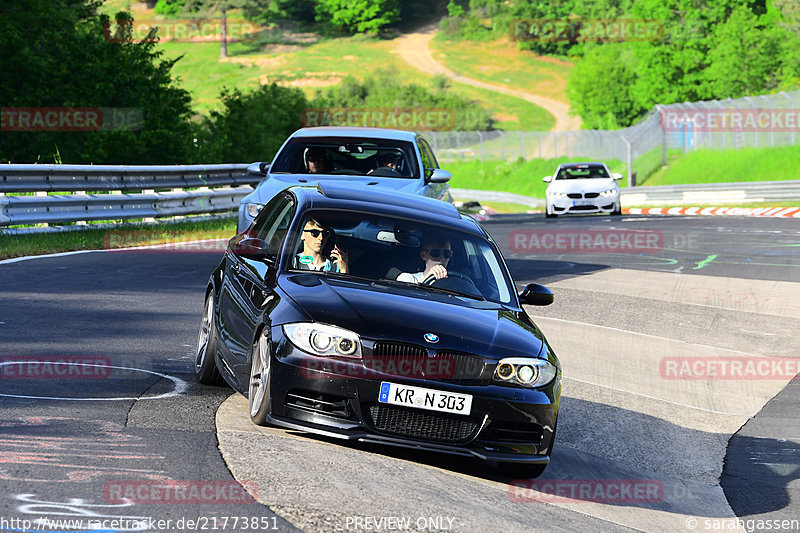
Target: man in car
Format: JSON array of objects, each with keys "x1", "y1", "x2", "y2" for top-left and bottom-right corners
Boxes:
[
  {"x1": 396, "y1": 236, "x2": 451, "y2": 284},
  {"x1": 305, "y1": 147, "x2": 331, "y2": 174},
  {"x1": 368, "y1": 153, "x2": 402, "y2": 176},
  {"x1": 296, "y1": 218, "x2": 348, "y2": 273}
]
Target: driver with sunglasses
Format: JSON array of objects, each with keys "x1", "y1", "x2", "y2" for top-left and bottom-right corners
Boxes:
[
  {"x1": 397, "y1": 236, "x2": 451, "y2": 284},
  {"x1": 296, "y1": 218, "x2": 348, "y2": 273}
]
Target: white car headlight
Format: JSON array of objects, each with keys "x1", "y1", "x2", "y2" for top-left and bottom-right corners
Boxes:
[
  {"x1": 246, "y1": 203, "x2": 265, "y2": 219},
  {"x1": 600, "y1": 189, "x2": 618, "y2": 198},
  {"x1": 283, "y1": 323, "x2": 361, "y2": 358},
  {"x1": 493, "y1": 357, "x2": 558, "y2": 388},
  {"x1": 549, "y1": 191, "x2": 568, "y2": 200}
]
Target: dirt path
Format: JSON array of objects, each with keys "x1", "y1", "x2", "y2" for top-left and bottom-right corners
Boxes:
[{"x1": 392, "y1": 25, "x2": 581, "y2": 132}]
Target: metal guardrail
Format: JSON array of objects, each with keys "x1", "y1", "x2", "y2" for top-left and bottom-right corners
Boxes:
[
  {"x1": 621, "y1": 180, "x2": 800, "y2": 206},
  {"x1": 451, "y1": 181, "x2": 800, "y2": 209},
  {"x1": 0, "y1": 164, "x2": 263, "y2": 228},
  {"x1": 1, "y1": 163, "x2": 796, "y2": 228}
]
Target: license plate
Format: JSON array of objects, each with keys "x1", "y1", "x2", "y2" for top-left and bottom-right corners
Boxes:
[
  {"x1": 573, "y1": 199, "x2": 595, "y2": 206},
  {"x1": 378, "y1": 382, "x2": 472, "y2": 415}
]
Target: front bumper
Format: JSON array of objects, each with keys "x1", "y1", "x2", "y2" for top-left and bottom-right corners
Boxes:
[
  {"x1": 264, "y1": 336, "x2": 560, "y2": 463},
  {"x1": 549, "y1": 197, "x2": 617, "y2": 215}
]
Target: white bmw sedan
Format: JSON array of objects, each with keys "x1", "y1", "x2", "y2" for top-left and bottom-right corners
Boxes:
[{"x1": 543, "y1": 162, "x2": 622, "y2": 218}]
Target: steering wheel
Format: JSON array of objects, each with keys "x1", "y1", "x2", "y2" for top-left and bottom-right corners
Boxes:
[
  {"x1": 421, "y1": 271, "x2": 471, "y2": 285},
  {"x1": 328, "y1": 168, "x2": 364, "y2": 175},
  {"x1": 369, "y1": 167, "x2": 401, "y2": 177}
]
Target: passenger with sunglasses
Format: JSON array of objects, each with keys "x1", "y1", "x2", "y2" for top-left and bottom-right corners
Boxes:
[
  {"x1": 296, "y1": 219, "x2": 348, "y2": 273},
  {"x1": 397, "y1": 237, "x2": 451, "y2": 284}
]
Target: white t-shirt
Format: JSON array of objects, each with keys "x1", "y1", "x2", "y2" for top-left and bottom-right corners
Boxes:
[{"x1": 396, "y1": 271, "x2": 426, "y2": 284}]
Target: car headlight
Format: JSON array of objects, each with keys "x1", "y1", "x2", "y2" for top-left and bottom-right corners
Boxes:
[
  {"x1": 493, "y1": 357, "x2": 558, "y2": 388},
  {"x1": 283, "y1": 323, "x2": 361, "y2": 358},
  {"x1": 246, "y1": 203, "x2": 265, "y2": 219},
  {"x1": 600, "y1": 189, "x2": 618, "y2": 198},
  {"x1": 549, "y1": 191, "x2": 567, "y2": 200}
]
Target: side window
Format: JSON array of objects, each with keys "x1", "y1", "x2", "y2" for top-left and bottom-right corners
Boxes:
[
  {"x1": 418, "y1": 138, "x2": 439, "y2": 174},
  {"x1": 252, "y1": 194, "x2": 294, "y2": 255},
  {"x1": 417, "y1": 138, "x2": 436, "y2": 179}
]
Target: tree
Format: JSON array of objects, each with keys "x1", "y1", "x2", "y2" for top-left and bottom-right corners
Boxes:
[
  {"x1": 314, "y1": 0, "x2": 401, "y2": 35},
  {"x1": 0, "y1": 0, "x2": 196, "y2": 164},
  {"x1": 567, "y1": 44, "x2": 645, "y2": 129},
  {"x1": 701, "y1": 5, "x2": 785, "y2": 98},
  {"x1": 183, "y1": 0, "x2": 269, "y2": 58},
  {"x1": 196, "y1": 84, "x2": 308, "y2": 162}
]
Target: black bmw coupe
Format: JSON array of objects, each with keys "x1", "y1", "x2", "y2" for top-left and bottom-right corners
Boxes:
[{"x1": 196, "y1": 182, "x2": 561, "y2": 477}]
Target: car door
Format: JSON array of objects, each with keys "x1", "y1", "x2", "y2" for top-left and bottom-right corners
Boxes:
[
  {"x1": 417, "y1": 136, "x2": 450, "y2": 201},
  {"x1": 218, "y1": 193, "x2": 294, "y2": 380}
]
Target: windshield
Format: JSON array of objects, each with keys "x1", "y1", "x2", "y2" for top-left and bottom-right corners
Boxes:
[
  {"x1": 271, "y1": 137, "x2": 420, "y2": 178},
  {"x1": 285, "y1": 211, "x2": 515, "y2": 305},
  {"x1": 556, "y1": 165, "x2": 609, "y2": 179}
]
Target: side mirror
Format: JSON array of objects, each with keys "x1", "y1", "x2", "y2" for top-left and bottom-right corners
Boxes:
[
  {"x1": 247, "y1": 162, "x2": 270, "y2": 177},
  {"x1": 611, "y1": 173, "x2": 623, "y2": 180},
  {"x1": 542, "y1": 176, "x2": 552, "y2": 183},
  {"x1": 230, "y1": 236, "x2": 271, "y2": 260},
  {"x1": 428, "y1": 168, "x2": 452, "y2": 183},
  {"x1": 519, "y1": 283, "x2": 554, "y2": 306}
]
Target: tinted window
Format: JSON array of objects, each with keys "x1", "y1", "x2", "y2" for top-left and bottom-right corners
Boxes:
[
  {"x1": 285, "y1": 210, "x2": 515, "y2": 305},
  {"x1": 556, "y1": 165, "x2": 608, "y2": 179},
  {"x1": 251, "y1": 193, "x2": 294, "y2": 255},
  {"x1": 271, "y1": 137, "x2": 420, "y2": 178}
]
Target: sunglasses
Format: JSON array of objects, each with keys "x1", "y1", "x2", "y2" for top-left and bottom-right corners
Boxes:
[
  {"x1": 424, "y1": 248, "x2": 452, "y2": 259},
  {"x1": 303, "y1": 229, "x2": 330, "y2": 238}
]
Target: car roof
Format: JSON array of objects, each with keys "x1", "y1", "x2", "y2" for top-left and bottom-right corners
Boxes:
[
  {"x1": 557, "y1": 162, "x2": 607, "y2": 169},
  {"x1": 288, "y1": 183, "x2": 484, "y2": 235},
  {"x1": 289, "y1": 127, "x2": 418, "y2": 142}
]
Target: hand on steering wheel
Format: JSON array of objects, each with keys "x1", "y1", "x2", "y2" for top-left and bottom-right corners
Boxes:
[{"x1": 421, "y1": 265, "x2": 448, "y2": 285}]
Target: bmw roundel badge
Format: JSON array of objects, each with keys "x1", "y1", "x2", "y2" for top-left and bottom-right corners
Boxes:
[{"x1": 423, "y1": 333, "x2": 439, "y2": 344}]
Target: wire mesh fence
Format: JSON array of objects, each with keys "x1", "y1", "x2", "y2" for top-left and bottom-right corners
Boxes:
[{"x1": 422, "y1": 90, "x2": 800, "y2": 186}]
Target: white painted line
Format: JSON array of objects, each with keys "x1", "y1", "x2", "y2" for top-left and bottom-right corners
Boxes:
[
  {"x1": 528, "y1": 314, "x2": 765, "y2": 357},
  {"x1": 563, "y1": 376, "x2": 751, "y2": 417},
  {"x1": 0, "y1": 362, "x2": 187, "y2": 401},
  {"x1": 0, "y1": 238, "x2": 230, "y2": 265},
  {"x1": 0, "y1": 249, "x2": 104, "y2": 265}
]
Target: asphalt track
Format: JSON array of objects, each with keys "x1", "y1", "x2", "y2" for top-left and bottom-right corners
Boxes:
[{"x1": 0, "y1": 212, "x2": 798, "y2": 532}]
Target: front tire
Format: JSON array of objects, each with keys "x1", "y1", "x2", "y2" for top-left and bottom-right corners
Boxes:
[
  {"x1": 248, "y1": 330, "x2": 272, "y2": 426},
  {"x1": 195, "y1": 292, "x2": 224, "y2": 386},
  {"x1": 611, "y1": 203, "x2": 622, "y2": 216},
  {"x1": 545, "y1": 205, "x2": 558, "y2": 219}
]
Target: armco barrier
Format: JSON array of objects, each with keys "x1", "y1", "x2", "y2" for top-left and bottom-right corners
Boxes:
[
  {"x1": 621, "y1": 180, "x2": 800, "y2": 206},
  {"x1": 0, "y1": 163, "x2": 264, "y2": 228}
]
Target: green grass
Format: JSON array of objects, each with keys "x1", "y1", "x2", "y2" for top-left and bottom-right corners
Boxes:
[
  {"x1": 160, "y1": 38, "x2": 555, "y2": 129},
  {"x1": 641, "y1": 145, "x2": 800, "y2": 186},
  {"x1": 430, "y1": 35, "x2": 573, "y2": 105},
  {"x1": 0, "y1": 217, "x2": 236, "y2": 260}
]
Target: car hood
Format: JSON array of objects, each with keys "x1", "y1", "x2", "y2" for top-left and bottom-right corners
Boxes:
[
  {"x1": 249, "y1": 174, "x2": 423, "y2": 204},
  {"x1": 547, "y1": 177, "x2": 617, "y2": 193},
  {"x1": 279, "y1": 274, "x2": 545, "y2": 360}
]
